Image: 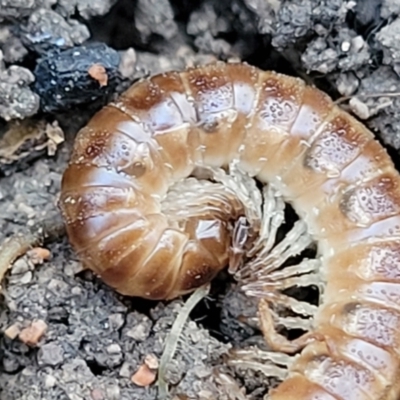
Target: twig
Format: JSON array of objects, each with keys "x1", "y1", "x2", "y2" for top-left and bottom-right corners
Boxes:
[
  {"x1": 334, "y1": 91, "x2": 400, "y2": 105},
  {"x1": 0, "y1": 213, "x2": 65, "y2": 288}
]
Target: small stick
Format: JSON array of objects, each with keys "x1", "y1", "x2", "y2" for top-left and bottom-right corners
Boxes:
[
  {"x1": 334, "y1": 91, "x2": 400, "y2": 105},
  {"x1": 0, "y1": 213, "x2": 65, "y2": 288}
]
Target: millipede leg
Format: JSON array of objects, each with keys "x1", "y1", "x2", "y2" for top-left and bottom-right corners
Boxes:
[{"x1": 258, "y1": 299, "x2": 321, "y2": 354}]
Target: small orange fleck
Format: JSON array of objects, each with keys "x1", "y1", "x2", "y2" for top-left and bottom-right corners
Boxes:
[
  {"x1": 88, "y1": 64, "x2": 108, "y2": 87},
  {"x1": 18, "y1": 320, "x2": 48, "y2": 346},
  {"x1": 131, "y1": 364, "x2": 156, "y2": 387},
  {"x1": 27, "y1": 247, "x2": 51, "y2": 265}
]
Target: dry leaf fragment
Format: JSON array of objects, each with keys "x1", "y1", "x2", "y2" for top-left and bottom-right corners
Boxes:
[
  {"x1": 45, "y1": 121, "x2": 65, "y2": 156},
  {"x1": 0, "y1": 119, "x2": 64, "y2": 166}
]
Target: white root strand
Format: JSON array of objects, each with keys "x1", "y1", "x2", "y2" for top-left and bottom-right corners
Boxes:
[{"x1": 157, "y1": 284, "x2": 210, "y2": 399}]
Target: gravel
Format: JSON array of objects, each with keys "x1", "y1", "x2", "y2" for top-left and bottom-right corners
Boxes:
[{"x1": 1, "y1": 0, "x2": 400, "y2": 399}]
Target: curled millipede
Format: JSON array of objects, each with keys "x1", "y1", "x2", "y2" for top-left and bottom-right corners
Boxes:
[{"x1": 59, "y1": 61, "x2": 400, "y2": 399}]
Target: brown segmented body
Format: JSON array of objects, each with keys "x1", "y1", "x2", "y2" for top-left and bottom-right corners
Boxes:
[{"x1": 59, "y1": 61, "x2": 400, "y2": 399}]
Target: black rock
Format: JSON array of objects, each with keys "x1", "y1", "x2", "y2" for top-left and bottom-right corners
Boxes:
[{"x1": 33, "y1": 42, "x2": 120, "y2": 112}]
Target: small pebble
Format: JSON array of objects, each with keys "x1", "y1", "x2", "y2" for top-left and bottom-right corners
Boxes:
[
  {"x1": 125, "y1": 318, "x2": 151, "y2": 341},
  {"x1": 64, "y1": 260, "x2": 84, "y2": 276},
  {"x1": 90, "y1": 388, "x2": 105, "y2": 400},
  {"x1": 341, "y1": 41, "x2": 351, "y2": 52},
  {"x1": 106, "y1": 343, "x2": 122, "y2": 354},
  {"x1": 163, "y1": 359, "x2": 183, "y2": 385},
  {"x1": 19, "y1": 319, "x2": 48, "y2": 346},
  {"x1": 118, "y1": 48, "x2": 137, "y2": 78},
  {"x1": 44, "y1": 374, "x2": 57, "y2": 388},
  {"x1": 108, "y1": 313, "x2": 125, "y2": 330},
  {"x1": 4, "y1": 322, "x2": 21, "y2": 339},
  {"x1": 37, "y1": 342, "x2": 64, "y2": 366},
  {"x1": 131, "y1": 364, "x2": 156, "y2": 387},
  {"x1": 349, "y1": 97, "x2": 370, "y2": 119},
  {"x1": 2, "y1": 356, "x2": 20, "y2": 372},
  {"x1": 11, "y1": 258, "x2": 30, "y2": 275},
  {"x1": 17, "y1": 202, "x2": 36, "y2": 218},
  {"x1": 351, "y1": 35, "x2": 365, "y2": 52},
  {"x1": 193, "y1": 366, "x2": 211, "y2": 379},
  {"x1": 19, "y1": 271, "x2": 33, "y2": 284},
  {"x1": 69, "y1": 394, "x2": 84, "y2": 400},
  {"x1": 71, "y1": 286, "x2": 83, "y2": 295},
  {"x1": 144, "y1": 354, "x2": 159, "y2": 370},
  {"x1": 336, "y1": 72, "x2": 359, "y2": 97},
  {"x1": 198, "y1": 390, "x2": 215, "y2": 399},
  {"x1": 105, "y1": 385, "x2": 120, "y2": 400},
  {"x1": 119, "y1": 361, "x2": 134, "y2": 378},
  {"x1": 48, "y1": 278, "x2": 69, "y2": 292}
]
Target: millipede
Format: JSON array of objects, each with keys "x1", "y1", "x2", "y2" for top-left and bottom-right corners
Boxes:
[{"x1": 59, "y1": 61, "x2": 400, "y2": 400}]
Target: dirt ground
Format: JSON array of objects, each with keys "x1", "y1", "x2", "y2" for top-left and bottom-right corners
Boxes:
[{"x1": 1, "y1": 0, "x2": 400, "y2": 399}]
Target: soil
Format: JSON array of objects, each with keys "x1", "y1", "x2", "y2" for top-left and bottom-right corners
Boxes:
[{"x1": 1, "y1": 0, "x2": 400, "y2": 399}]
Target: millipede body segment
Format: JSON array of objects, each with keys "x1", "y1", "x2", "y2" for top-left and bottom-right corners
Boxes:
[{"x1": 59, "y1": 61, "x2": 400, "y2": 399}]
